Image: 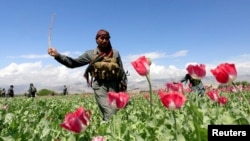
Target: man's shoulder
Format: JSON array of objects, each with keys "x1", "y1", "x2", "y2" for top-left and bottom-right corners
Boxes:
[
  {"x1": 84, "y1": 49, "x2": 96, "y2": 57},
  {"x1": 112, "y1": 49, "x2": 120, "y2": 57},
  {"x1": 77, "y1": 49, "x2": 95, "y2": 60},
  {"x1": 85, "y1": 49, "x2": 95, "y2": 53},
  {"x1": 112, "y1": 48, "x2": 119, "y2": 53}
]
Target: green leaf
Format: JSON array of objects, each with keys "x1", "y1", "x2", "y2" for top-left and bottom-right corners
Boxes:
[
  {"x1": 4, "y1": 113, "x2": 15, "y2": 124},
  {"x1": 177, "y1": 134, "x2": 186, "y2": 141}
]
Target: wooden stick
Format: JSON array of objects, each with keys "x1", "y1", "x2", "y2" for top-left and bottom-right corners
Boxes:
[{"x1": 48, "y1": 14, "x2": 55, "y2": 48}]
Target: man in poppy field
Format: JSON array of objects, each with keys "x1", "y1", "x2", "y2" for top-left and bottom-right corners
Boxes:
[
  {"x1": 48, "y1": 29, "x2": 127, "y2": 121},
  {"x1": 180, "y1": 73, "x2": 205, "y2": 96},
  {"x1": 177, "y1": 64, "x2": 206, "y2": 97}
]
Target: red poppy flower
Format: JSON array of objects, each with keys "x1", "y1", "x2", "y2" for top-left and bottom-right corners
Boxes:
[
  {"x1": 131, "y1": 56, "x2": 151, "y2": 76},
  {"x1": 206, "y1": 90, "x2": 219, "y2": 102},
  {"x1": 186, "y1": 64, "x2": 206, "y2": 80},
  {"x1": 108, "y1": 92, "x2": 130, "y2": 109},
  {"x1": 160, "y1": 92, "x2": 186, "y2": 110},
  {"x1": 218, "y1": 96, "x2": 228, "y2": 105},
  {"x1": 60, "y1": 107, "x2": 91, "y2": 133},
  {"x1": 210, "y1": 63, "x2": 237, "y2": 84}
]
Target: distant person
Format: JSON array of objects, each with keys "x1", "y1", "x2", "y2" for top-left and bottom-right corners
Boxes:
[
  {"x1": 1, "y1": 88, "x2": 6, "y2": 97},
  {"x1": 63, "y1": 85, "x2": 68, "y2": 95},
  {"x1": 51, "y1": 92, "x2": 55, "y2": 96},
  {"x1": 179, "y1": 73, "x2": 205, "y2": 96},
  {"x1": 48, "y1": 29, "x2": 127, "y2": 121},
  {"x1": 0, "y1": 88, "x2": 2, "y2": 97},
  {"x1": 29, "y1": 83, "x2": 37, "y2": 97},
  {"x1": 7, "y1": 85, "x2": 14, "y2": 97}
]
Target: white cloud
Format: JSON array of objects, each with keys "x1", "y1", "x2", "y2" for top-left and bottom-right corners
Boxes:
[
  {"x1": 7, "y1": 54, "x2": 51, "y2": 59},
  {"x1": 170, "y1": 50, "x2": 188, "y2": 58},
  {"x1": 125, "y1": 50, "x2": 188, "y2": 61},
  {"x1": 1, "y1": 52, "x2": 250, "y2": 94},
  {"x1": 0, "y1": 61, "x2": 82, "y2": 89},
  {"x1": 6, "y1": 51, "x2": 82, "y2": 59},
  {"x1": 125, "y1": 51, "x2": 166, "y2": 61}
]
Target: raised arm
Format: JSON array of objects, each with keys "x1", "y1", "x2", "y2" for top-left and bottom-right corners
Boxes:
[{"x1": 48, "y1": 47, "x2": 93, "y2": 68}]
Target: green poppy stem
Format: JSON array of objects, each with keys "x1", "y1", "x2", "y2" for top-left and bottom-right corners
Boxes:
[
  {"x1": 189, "y1": 102, "x2": 201, "y2": 141},
  {"x1": 146, "y1": 74, "x2": 153, "y2": 116},
  {"x1": 172, "y1": 111, "x2": 178, "y2": 140}
]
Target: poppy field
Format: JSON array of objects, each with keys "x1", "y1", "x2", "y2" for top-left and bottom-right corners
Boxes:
[
  {"x1": 1, "y1": 59, "x2": 250, "y2": 141},
  {"x1": 0, "y1": 88, "x2": 250, "y2": 141}
]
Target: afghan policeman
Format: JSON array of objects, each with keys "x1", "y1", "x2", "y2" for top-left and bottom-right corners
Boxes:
[
  {"x1": 48, "y1": 29, "x2": 128, "y2": 121},
  {"x1": 179, "y1": 74, "x2": 205, "y2": 96},
  {"x1": 29, "y1": 83, "x2": 37, "y2": 97}
]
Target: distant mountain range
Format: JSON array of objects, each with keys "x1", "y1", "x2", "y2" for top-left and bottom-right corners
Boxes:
[{"x1": 3, "y1": 75, "x2": 250, "y2": 95}]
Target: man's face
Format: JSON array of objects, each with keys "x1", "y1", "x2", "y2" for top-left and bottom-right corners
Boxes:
[{"x1": 96, "y1": 35, "x2": 110, "y2": 48}]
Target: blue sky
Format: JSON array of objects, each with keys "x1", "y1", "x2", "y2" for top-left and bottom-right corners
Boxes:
[{"x1": 0, "y1": 0, "x2": 250, "y2": 93}]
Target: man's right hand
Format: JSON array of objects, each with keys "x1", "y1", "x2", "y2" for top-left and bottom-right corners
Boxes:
[{"x1": 48, "y1": 47, "x2": 58, "y2": 57}]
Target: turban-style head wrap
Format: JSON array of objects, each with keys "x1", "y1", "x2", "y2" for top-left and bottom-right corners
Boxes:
[
  {"x1": 95, "y1": 29, "x2": 111, "y2": 40},
  {"x1": 95, "y1": 29, "x2": 113, "y2": 54}
]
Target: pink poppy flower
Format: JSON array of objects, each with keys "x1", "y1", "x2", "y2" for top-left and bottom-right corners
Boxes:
[
  {"x1": 210, "y1": 63, "x2": 237, "y2": 84},
  {"x1": 131, "y1": 56, "x2": 151, "y2": 76},
  {"x1": 230, "y1": 85, "x2": 242, "y2": 93},
  {"x1": 186, "y1": 64, "x2": 206, "y2": 80},
  {"x1": 184, "y1": 88, "x2": 192, "y2": 93},
  {"x1": 157, "y1": 89, "x2": 167, "y2": 99},
  {"x1": 206, "y1": 90, "x2": 219, "y2": 102},
  {"x1": 160, "y1": 92, "x2": 186, "y2": 110},
  {"x1": 144, "y1": 94, "x2": 149, "y2": 99},
  {"x1": 229, "y1": 86, "x2": 238, "y2": 93},
  {"x1": 60, "y1": 107, "x2": 91, "y2": 133},
  {"x1": 3, "y1": 105, "x2": 8, "y2": 110},
  {"x1": 166, "y1": 82, "x2": 184, "y2": 93},
  {"x1": 218, "y1": 96, "x2": 228, "y2": 105},
  {"x1": 108, "y1": 92, "x2": 130, "y2": 109},
  {"x1": 91, "y1": 136, "x2": 105, "y2": 141}
]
